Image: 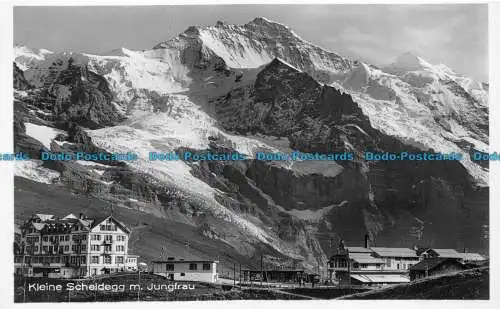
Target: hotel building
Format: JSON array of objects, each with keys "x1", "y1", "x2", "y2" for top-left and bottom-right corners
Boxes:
[{"x1": 14, "y1": 213, "x2": 138, "y2": 278}]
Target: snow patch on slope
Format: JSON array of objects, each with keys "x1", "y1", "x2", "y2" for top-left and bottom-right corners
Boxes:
[
  {"x1": 15, "y1": 160, "x2": 60, "y2": 184},
  {"x1": 25, "y1": 123, "x2": 64, "y2": 149},
  {"x1": 282, "y1": 201, "x2": 349, "y2": 222}
]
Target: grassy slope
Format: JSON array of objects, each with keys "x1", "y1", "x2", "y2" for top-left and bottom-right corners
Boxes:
[
  {"x1": 14, "y1": 177, "x2": 264, "y2": 275},
  {"x1": 340, "y1": 267, "x2": 489, "y2": 300}
]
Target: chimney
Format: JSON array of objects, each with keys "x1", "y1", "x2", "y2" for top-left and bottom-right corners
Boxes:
[{"x1": 364, "y1": 234, "x2": 370, "y2": 248}]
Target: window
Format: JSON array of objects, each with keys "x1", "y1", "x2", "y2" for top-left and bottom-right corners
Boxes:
[
  {"x1": 180, "y1": 273, "x2": 185, "y2": 277},
  {"x1": 397, "y1": 264, "x2": 400, "y2": 270},
  {"x1": 59, "y1": 236, "x2": 64, "y2": 241},
  {"x1": 116, "y1": 245, "x2": 125, "y2": 252},
  {"x1": 42, "y1": 246, "x2": 48, "y2": 252},
  {"x1": 104, "y1": 256, "x2": 112, "y2": 264},
  {"x1": 81, "y1": 256, "x2": 86, "y2": 264},
  {"x1": 116, "y1": 256, "x2": 124, "y2": 264},
  {"x1": 43, "y1": 236, "x2": 48, "y2": 242},
  {"x1": 117, "y1": 235, "x2": 126, "y2": 241},
  {"x1": 34, "y1": 246, "x2": 39, "y2": 252},
  {"x1": 203, "y1": 263, "x2": 211, "y2": 270},
  {"x1": 91, "y1": 256, "x2": 99, "y2": 264},
  {"x1": 386, "y1": 258, "x2": 392, "y2": 267},
  {"x1": 65, "y1": 235, "x2": 69, "y2": 241},
  {"x1": 105, "y1": 235, "x2": 113, "y2": 241},
  {"x1": 81, "y1": 245, "x2": 87, "y2": 251},
  {"x1": 91, "y1": 234, "x2": 101, "y2": 241},
  {"x1": 104, "y1": 245, "x2": 112, "y2": 252},
  {"x1": 72, "y1": 245, "x2": 78, "y2": 252},
  {"x1": 166, "y1": 264, "x2": 174, "y2": 271},
  {"x1": 81, "y1": 235, "x2": 87, "y2": 240},
  {"x1": 91, "y1": 245, "x2": 100, "y2": 251},
  {"x1": 100, "y1": 225, "x2": 105, "y2": 231},
  {"x1": 189, "y1": 263, "x2": 197, "y2": 270}
]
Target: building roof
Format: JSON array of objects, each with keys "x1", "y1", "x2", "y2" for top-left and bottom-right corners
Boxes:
[
  {"x1": 459, "y1": 253, "x2": 486, "y2": 261},
  {"x1": 410, "y1": 258, "x2": 462, "y2": 271},
  {"x1": 428, "y1": 249, "x2": 463, "y2": 259},
  {"x1": 24, "y1": 213, "x2": 130, "y2": 234},
  {"x1": 90, "y1": 216, "x2": 131, "y2": 234},
  {"x1": 34, "y1": 214, "x2": 54, "y2": 221},
  {"x1": 370, "y1": 247, "x2": 417, "y2": 258},
  {"x1": 152, "y1": 260, "x2": 219, "y2": 264},
  {"x1": 350, "y1": 274, "x2": 410, "y2": 283},
  {"x1": 346, "y1": 246, "x2": 372, "y2": 253},
  {"x1": 349, "y1": 253, "x2": 385, "y2": 264}
]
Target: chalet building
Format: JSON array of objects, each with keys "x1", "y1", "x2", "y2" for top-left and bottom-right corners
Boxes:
[
  {"x1": 327, "y1": 238, "x2": 411, "y2": 287},
  {"x1": 14, "y1": 213, "x2": 138, "y2": 278},
  {"x1": 420, "y1": 249, "x2": 488, "y2": 266},
  {"x1": 152, "y1": 258, "x2": 219, "y2": 283},
  {"x1": 409, "y1": 258, "x2": 465, "y2": 281},
  {"x1": 420, "y1": 248, "x2": 464, "y2": 261},
  {"x1": 370, "y1": 247, "x2": 420, "y2": 271}
]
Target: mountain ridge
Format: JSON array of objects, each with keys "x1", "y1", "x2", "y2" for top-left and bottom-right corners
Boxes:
[{"x1": 13, "y1": 17, "x2": 489, "y2": 269}]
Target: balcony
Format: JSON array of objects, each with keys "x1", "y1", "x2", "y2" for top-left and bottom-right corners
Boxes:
[{"x1": 328, "y1": 266, "x2": 349, "y2": 271}]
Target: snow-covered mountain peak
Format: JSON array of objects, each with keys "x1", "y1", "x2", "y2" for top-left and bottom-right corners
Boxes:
[
  {"x1": 152, "y1": 18, "x2": 352, "y2": 76},
  {"x1": 384, "y1": 52, "x2": 463, "y2": 81},
  {"x1": 384, "y1": 52, "x2": 434, "y2": 74},
  {"x1": 14, "y1": 45, "x2": 54, "y2": 70}
]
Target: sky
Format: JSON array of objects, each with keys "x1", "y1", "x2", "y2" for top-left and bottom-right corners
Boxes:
[{"x1": 14, "y1": 4, "x2": 488, "y2": 81}]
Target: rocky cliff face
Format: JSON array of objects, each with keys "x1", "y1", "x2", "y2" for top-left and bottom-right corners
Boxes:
[
  {"x1": 14, "y1": 63, "x2": 31, "y2": 90},
  {"x1": 13, "y1": 18, "x2": 489, "y2": 268}
]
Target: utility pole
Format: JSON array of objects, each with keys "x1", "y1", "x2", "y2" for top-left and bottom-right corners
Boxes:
[
  {"x1": 260, "y1": 254, "x2": 263, "y2": 287},
  {"x1": 233, "y1": 263, "x2": 236, "y2": 287},
  {"x1": 137, "y1": 267, "x2": 141, "y2": 301},
  {"x1": 239, "y1": 264, "x2": 242, "y2": 289},
  {"x1": 347, "y1": 248, "x2": 351, "y2": 288}
]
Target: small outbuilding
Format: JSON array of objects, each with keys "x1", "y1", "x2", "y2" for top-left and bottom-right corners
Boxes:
[
  {"x1": 409, "y1": 258, "x2": 464, "y2": 281},
  {"x1": 152, "y1": 258, "x2": 219, "y2": 283}
]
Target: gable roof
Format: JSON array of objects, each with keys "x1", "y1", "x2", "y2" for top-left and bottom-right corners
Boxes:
[
  {"x1": 428, "y1": 248, "x2": 463, "y2": 259},
  {"x1": 23, "y1": 213, "x2": 130, "y2": 234},
  {"x1": 34, "y1": 214, "x2": 54, "y2": 221},
  {"x1": 63, "y1": 213, "x2": 78, "y2": 220},
  {"x1": 460, "y1": 253, "x2": 486, "y2": 261},
  {"x1": 371, "y1": 247, "x2": 417, "y2": 258},
  {"x1": 346, "y1": 246, "x2": 372, "y2": 253},
  {"x1": 350, "y1": 253, "x2": 385, "y2": 264},
  {"x1": 410, "y1": 258, "x2": 462, "y2": 271},
  {"x1": 91, "y1": 216, "x2": 131, "y2": 234}
]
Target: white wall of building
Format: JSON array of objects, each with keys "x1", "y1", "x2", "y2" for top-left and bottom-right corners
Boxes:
[{"x1": 153, "y1": 261, "x2": 218, "y2": 283}]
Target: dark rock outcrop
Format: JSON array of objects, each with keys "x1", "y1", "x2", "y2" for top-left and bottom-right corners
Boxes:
[
  {"x1": 44, "y1": 61, "x2": 124, "y2": 129},
  {"x1": 14, "y1": 63, "x2": 31, "y2": 90}
]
